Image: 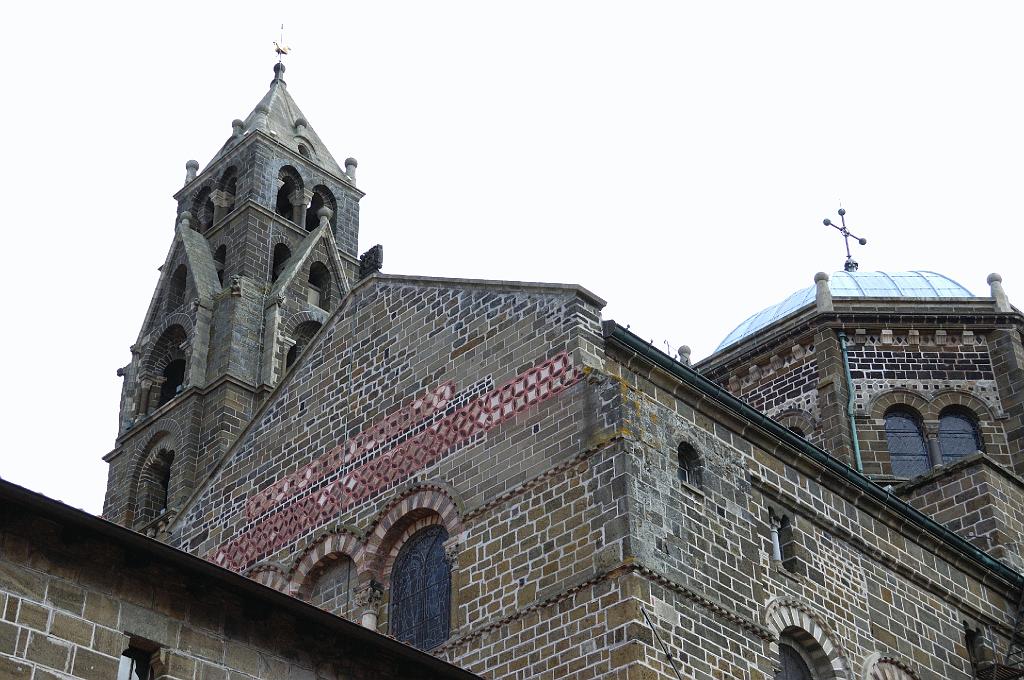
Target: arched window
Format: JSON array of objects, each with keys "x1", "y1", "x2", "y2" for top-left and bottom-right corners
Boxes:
[
  {"x1": 769, "y1": 510, "x2": 802, "y2": 574},
  {"x1": 297, "y1": 143, "x2": 312, "y2": 159},
  {"x1": 305, "y1": 185, "x2": 337, "y2": 231},
  {"x1": 271, "y1": 244, "x2": 291, "y2": 282},
  {"x1": 214, "y1": 245, "x2": 226, "y2": 286},
  {"x1": 306, "y1": 556, "x2": 356, "y2": 619},
  {"x1": 275, "y1": 166, "x2": 303, "y2": 222},
  {"x1": 939, "y1": 407, "x2": 983, "y2": 463},
  {"x1": 165, "y1": 265, "x2": 187, "y2": 312},
  {"x1": 286, "y1": 321, "x2": 323, "y2": 371},
  {"x1": 158, "y1": 359, "x2": 186, "y2": 407},
  {"x1": 777, "y1": 641, "x2": 815, "y2": 680},
  {"x1": 220, "y1": 167, "x2": 237, "y2": 210},
  {"x1": 777, "y1": 642, "x2": 814, "y2": 679},
  {"x1": 884, "y1": 408, "x2": 930, "y2": 478},
  {"x1": 307, "y1": 262, "x2": 331, "y2": 309},
  {"x1": 138, "y1": 448, "x2": 174, "y2": 523},
  {"x1": 192, "y1": 186, "x2": 214, "y2": 232},
  {"x1": 677, "y1": 442, "x2": 702, "y2": 488},
  {"x1": 389, "y1": 525, "x2": 451, "y2": 650}
]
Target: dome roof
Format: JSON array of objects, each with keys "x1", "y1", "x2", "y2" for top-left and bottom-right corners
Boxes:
[{"x1": 716, "y1": 271, "x2": 977, "y2": 352}]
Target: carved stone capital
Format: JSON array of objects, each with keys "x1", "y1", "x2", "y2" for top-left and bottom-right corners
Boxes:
[
  {"x1": 442, "y1": 538, "x2": 460, "y2": 569},
  {"x1": 355, "y1": 581, "x2": 384, "y2": 612},
  {"x1": 289, "y1": 188, "x2": 314, "y2": 208},
  {"x1": 209, "y1": 190, "x2": 235, "y2": 208}
]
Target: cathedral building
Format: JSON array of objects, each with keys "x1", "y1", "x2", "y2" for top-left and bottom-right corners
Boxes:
[{"x1": 4, "y1": 62, "x2": 1024, "y2": 680}]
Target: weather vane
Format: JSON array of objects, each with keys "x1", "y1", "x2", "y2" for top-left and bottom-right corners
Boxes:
[
  {"x1": 274, "y1": 24, "x2": 291, "y2": 62},
  {"x1": 823, "y1": 207, "x2": 867, "y2": 272}
]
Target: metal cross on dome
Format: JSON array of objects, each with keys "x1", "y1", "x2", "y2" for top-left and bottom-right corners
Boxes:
[{"x1": 823, "y1": 207, "x2": 868, "y2": 272}]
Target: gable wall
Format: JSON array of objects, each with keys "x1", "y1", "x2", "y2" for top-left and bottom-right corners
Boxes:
[{"x1": 172, "y1": 279, "x2": 605, "y2": 571}]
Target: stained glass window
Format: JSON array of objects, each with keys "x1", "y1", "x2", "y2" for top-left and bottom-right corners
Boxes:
[
  {"x1": 939, "y1": 408, "x2": 982, "y2": 463},
  {"x1": 389, "y1": 525, "x2": 450, "y2": 649},
  {"x1": 885, "y1": 409, "x2": 930, "y2": 478}
]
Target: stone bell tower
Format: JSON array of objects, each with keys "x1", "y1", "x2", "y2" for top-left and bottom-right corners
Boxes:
[{"x1": 102, "y1": 62, "x2": 368, "y2": 535}]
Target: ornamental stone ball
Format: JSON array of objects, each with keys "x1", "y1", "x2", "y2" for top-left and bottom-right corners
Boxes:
[
  {"x1": 989, "y1": 273, "x2": 1011, "y2": 312},
  {"x1": 814, "y1": 272, "x2": 830, "y2": 283},
  {"x1": 185, "y1": 160, "x2": 199, "y2": 185}
]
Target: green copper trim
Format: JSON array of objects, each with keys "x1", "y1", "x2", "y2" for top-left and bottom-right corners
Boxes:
[
  {"x1": 604, "y1": 322, "x2": 1024, "y2": 591},
  {"x1": 837, "y1": 331, "x2": 864, "y2": 473}
]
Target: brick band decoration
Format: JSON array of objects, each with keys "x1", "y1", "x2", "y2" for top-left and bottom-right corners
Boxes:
[{"x1": 213, "y1": 351, "x2": 581, "y2": 571}]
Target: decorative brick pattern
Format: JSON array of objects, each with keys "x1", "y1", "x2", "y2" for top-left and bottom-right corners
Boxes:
[{"x1": 212, "y1": 351, "x2": 580, "y2": 572}]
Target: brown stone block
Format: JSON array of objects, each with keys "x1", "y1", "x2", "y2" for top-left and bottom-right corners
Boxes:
[
  {"x1": 72, "y1": 647, "x2": 120, "y2": 680},
  {"x1": 92, "y1": 626, "x2": 128, "y2": 657},
  {"x1": 605, "y1": 600, "x2": 641, "y2": 629},
  {"x1": 0, "y1": 620, "x2": 17, "y2": 655},
  {"x1": 15, "y1": 601, "x2": 48, "y2": 632},
  {"x1": 84, "y1": 592, "x2": 119, "y2": 629},
  {"x1": 50, "y1": 611, "x2": 92, "y2": 646},
  {"x1": 610, "y1": 641, "x2": 644, "y2": 668},
  {"x1": 180, "y1": 626, "x2": 224, "y2": 662},
  {"x1": 45, "y1": 581, "x2": 85, "y2": 616},
  {"x1": 198, "y1": 662, "x2": 228, "y2": 680},
  {"x1": 158, "y1": 650, "x2": 196, "y2": 680},
  {"x1": 26, "y1": 632, "x2": 71, "y2": 672},
  {"x1": 0, "y1": 656, "x2": 31, "y2": 680},
  {"x1": 33, "y1": 668, "x2": 65, "y2": 680},
  {"x1": 0, "y1": 562, "x2": 47, "y2": 602},
  {"x1": 224, "y1": 641, "x2": 263, "y2": 676},
  {"x1": 120, "y1": 603, "x2": 178, "y2": 647}
]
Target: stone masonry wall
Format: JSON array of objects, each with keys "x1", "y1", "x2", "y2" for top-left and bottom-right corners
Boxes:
[
  {"x1": 605, "y1": 350, "x2": 1018, "y2": 679},
  {"x1": 898, "y1": 455, "x2": 1024, "y2": 571},
  {"x1": 163, "y1": 278, "x2": 621, "y2": 679},
  {"x1": 0, "y1": 505, "x2": 468, "y2": 680}
]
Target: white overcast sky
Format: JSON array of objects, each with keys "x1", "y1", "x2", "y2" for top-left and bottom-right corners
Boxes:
[{"x1": 1, "y1": 2, "x2": 1021, "y2": 514}]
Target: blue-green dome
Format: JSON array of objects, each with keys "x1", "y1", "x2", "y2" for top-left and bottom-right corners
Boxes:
[{"x1": 716, "y1": 271, "x2": 976, "y2": 352}]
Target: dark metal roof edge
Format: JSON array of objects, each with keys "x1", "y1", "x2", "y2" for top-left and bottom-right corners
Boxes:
[
  {"x1": 0, "y1": 478, "x2": 481, "y2": 680},
  {"x1": 602, "y1": 321, "x2": 1024, "y2": 592}
]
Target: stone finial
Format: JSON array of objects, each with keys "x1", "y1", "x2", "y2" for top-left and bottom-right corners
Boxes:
[
  {"x1": 814, "y1": 272, "x2": 833, "y2": 312},
  {"x1": 177, "y1": 211, "x2": 193, "y2": 231},
  {"x1": 185, "y1": 160, "x2": 199, "y2": 185},
  {"x1": 345, "y1": 157, "x2": 358, "y2": 181},
  {"x1": 231, "y1": 119, "x2": 244, "y2": 137},
  {"x1": 989, "y1": 273, "x2": 1012, "y2": 312},
  {"x1": 677, "y1": 345, "x2": 692, "y2": 366},
  {"x1": 294, "y1": 117, "x2": 308, "y2": 136},
  {"x1": 272, "y1": 62, "x2": 286, "y2": 85},
  {"x1": 254, "y1": 104, "x2": 270, "y2": 128},
  {"x1": 317, "y1": 206, "x2": 333, "y2": 228}
]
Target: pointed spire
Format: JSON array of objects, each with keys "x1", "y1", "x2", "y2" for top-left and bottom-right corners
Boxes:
[{"x1": 202, "y1": 62, "x2": 348, "y2": 178}]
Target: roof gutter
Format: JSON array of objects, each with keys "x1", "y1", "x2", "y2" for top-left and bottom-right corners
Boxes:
[{"x1": 603, "y1": 322, "x2": 1024, "y2": 592}]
